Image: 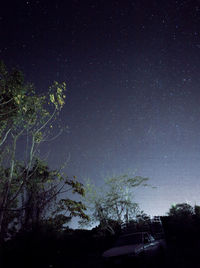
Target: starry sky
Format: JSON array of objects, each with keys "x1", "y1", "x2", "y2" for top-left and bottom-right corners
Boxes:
[{"x1": 1, "y1": 0, "x2": 200, "y2": 219}]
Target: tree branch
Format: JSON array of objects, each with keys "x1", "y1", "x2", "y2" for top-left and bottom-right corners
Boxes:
[
  {"x1": 0, "y1": 128, "x2": 11, "y2": 147},
  {"x1": 35, "y1": 108, "x2": 56, "y2": 134},
  {"x1": 0, "y1": 97, "x2": 14, "y2": 106}
]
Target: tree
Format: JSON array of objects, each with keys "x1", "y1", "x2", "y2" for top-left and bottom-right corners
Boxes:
[
  {"x1": 168, "y1": 203, "x2": 194, "y2": 218},
  {"x1": 166, "y1": 203, "x2": 195, "y2": 241},
  {"x1": 19, "y1": 159, "x2": 88, "y2": 231},
  {"x1": 0, "y1": 159, "x2": 88, "y2": 238},
  {"x1": 0, "y1": 61, "x2": 87, "y2": 240},
  {"x1": 194, "y1": 205, "x2": 200, "y2": 219},
  {"x1": 80, "y1": 174, "x2": 149, "y2": 234}
]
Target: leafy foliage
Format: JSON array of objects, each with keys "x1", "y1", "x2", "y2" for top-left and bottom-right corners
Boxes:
[
  {"x1": 168, "y1": 203, "x2": 194, "y2": 218},
  {"x1": 0, "y1": 61, "x2": 87, "y2": 240},
  {"x1": 18, "y1": 159, "x2": 87, "y2": 230},
  {"x1": 80, "y1": 174, "x2": 150, "y2": 233},
  {"x1": 0, "y1": 61, "x2": 66, "y2": 150}
]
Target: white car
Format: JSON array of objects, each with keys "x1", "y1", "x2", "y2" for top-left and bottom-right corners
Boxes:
[{"x1": 102, "y1": 232, "x2": 165, "y2": 265}]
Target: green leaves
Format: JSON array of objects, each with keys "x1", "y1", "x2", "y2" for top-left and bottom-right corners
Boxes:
[
  {"x1": 49, "y1": 81, "x2": 66, "y2": 110},
  {"x1": 34, "y1": 131, "x2": 43, "y2": 143},
  {"x1": 0, "y1": 61, "x2": 89, "y2": 238},
  {"x1": 65, "y1": 179, "x2": 85, "y2": 196},
  {"x1": 0, "y1": 62, "x2": 80, "y2": 238},
  {"x1": 81, "y1": 174, "x2": 151, "y2": 231},
  {"x1": 0, "y1": 61, "x2": 68, "y2": 150},
  {"x1": 58, "y1": 199, "x2": 89, "y2": 220}
]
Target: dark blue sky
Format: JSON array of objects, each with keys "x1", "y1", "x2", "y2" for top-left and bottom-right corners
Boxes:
[{"x1": 1, "y1": 0, "x2": 200, "y2": 217}]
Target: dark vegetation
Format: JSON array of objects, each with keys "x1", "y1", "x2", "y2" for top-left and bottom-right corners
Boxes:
[{"x1": 1, "y1": 203, "x2": 200, "y2": 268}]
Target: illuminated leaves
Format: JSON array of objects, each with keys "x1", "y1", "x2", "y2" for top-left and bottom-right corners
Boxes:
[
  {"x1": 50, "y1": 93, "x2": 55, "y2": 104},
  {"x1": 20, "y1": 159, "x2": 89, "y2": 228},
  {"x1": 14, "y1": 95, "x2": 22, "y2": 105},
  {"x1": 49, "y1": 81, "x2": 66, "y2": 110},
  {"x1": 0, "y1": 61, "x2": 67, "y2": 150},
  {"x1": 58, "y1": 199, "x2": 89, "y2": 220},
  {"x1": 0, "y1": 62, "x2": 84, "y2": 235},
  {"x1": 81, "y1": 174, "x2": 150, "y2": 229},
  {"x1": 34, "y1": 131, "x2": 43, "y2": 143}
]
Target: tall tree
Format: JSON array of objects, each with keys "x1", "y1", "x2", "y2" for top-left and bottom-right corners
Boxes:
[
  {"x1": 19, "y1": 159, "x2": 88, "y2": 231},
  {"x1": 80, "y1": 174, "x2": 149, "y2": 233},
  {"x1": 0, "y1": 61, "x2": 86, "y2": 240}
]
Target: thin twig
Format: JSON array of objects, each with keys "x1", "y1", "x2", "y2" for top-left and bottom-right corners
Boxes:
[
  {"x1": 0, "y1": 97, "x2": 14, "y2": 106},
  {"x1": 0, "y1": 128, "x2": 11, "y2": 147}
]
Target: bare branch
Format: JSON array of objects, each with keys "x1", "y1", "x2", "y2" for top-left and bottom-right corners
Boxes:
[
  {"x1": 0, "y1": 97, "x2": 14, "y2": 106},
  {"x1": 35, "y1": 108, "x2": 56, "y2": 134},
  {"x1": 0, "y1": 107, "x2": 17, "y2": 116},
  {"x1": 0, "y1": 128, "x2": 11, "y2": 147},
  {"x1": 41, "y1": 128, "x2": 63, "y2": 142}
]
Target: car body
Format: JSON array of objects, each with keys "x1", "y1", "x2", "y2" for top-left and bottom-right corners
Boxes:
[{"x1": 102, "y1": 232, "x2": 165, "y2": 265}]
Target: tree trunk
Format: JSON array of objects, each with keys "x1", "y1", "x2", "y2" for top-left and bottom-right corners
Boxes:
[{"x1": 0, "y1": 135, "x2": 17, "y2": 240}]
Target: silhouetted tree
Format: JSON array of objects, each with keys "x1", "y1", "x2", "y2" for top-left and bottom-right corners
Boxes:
[
  {"x1": 166, "y1": 203, "x2": 195, "y2": 242},
  {"x1": 80, "y1": 174, "x2": 150, "y2": 234},
  {"x1": 19, "y1": 159, "x2": 88, "y2": 231},
  {"x1": 194, "y1": 205, "x2": 200, "y2": 218},
  {"x1": 0, "y1": 61, "x2": 88, "y2": 240},
  {"x1": 168, "y1": 203, "x2": 194, "y2": 218}
]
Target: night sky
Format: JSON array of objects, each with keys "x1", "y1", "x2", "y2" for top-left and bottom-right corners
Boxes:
[{"x1": 1, "y1": 0, "x2": 200, "y2": 220}]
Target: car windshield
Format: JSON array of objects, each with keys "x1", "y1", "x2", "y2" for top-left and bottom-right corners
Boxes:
[{"x1": 115, "y1": 233, "x2": 142, "y2": 246}]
